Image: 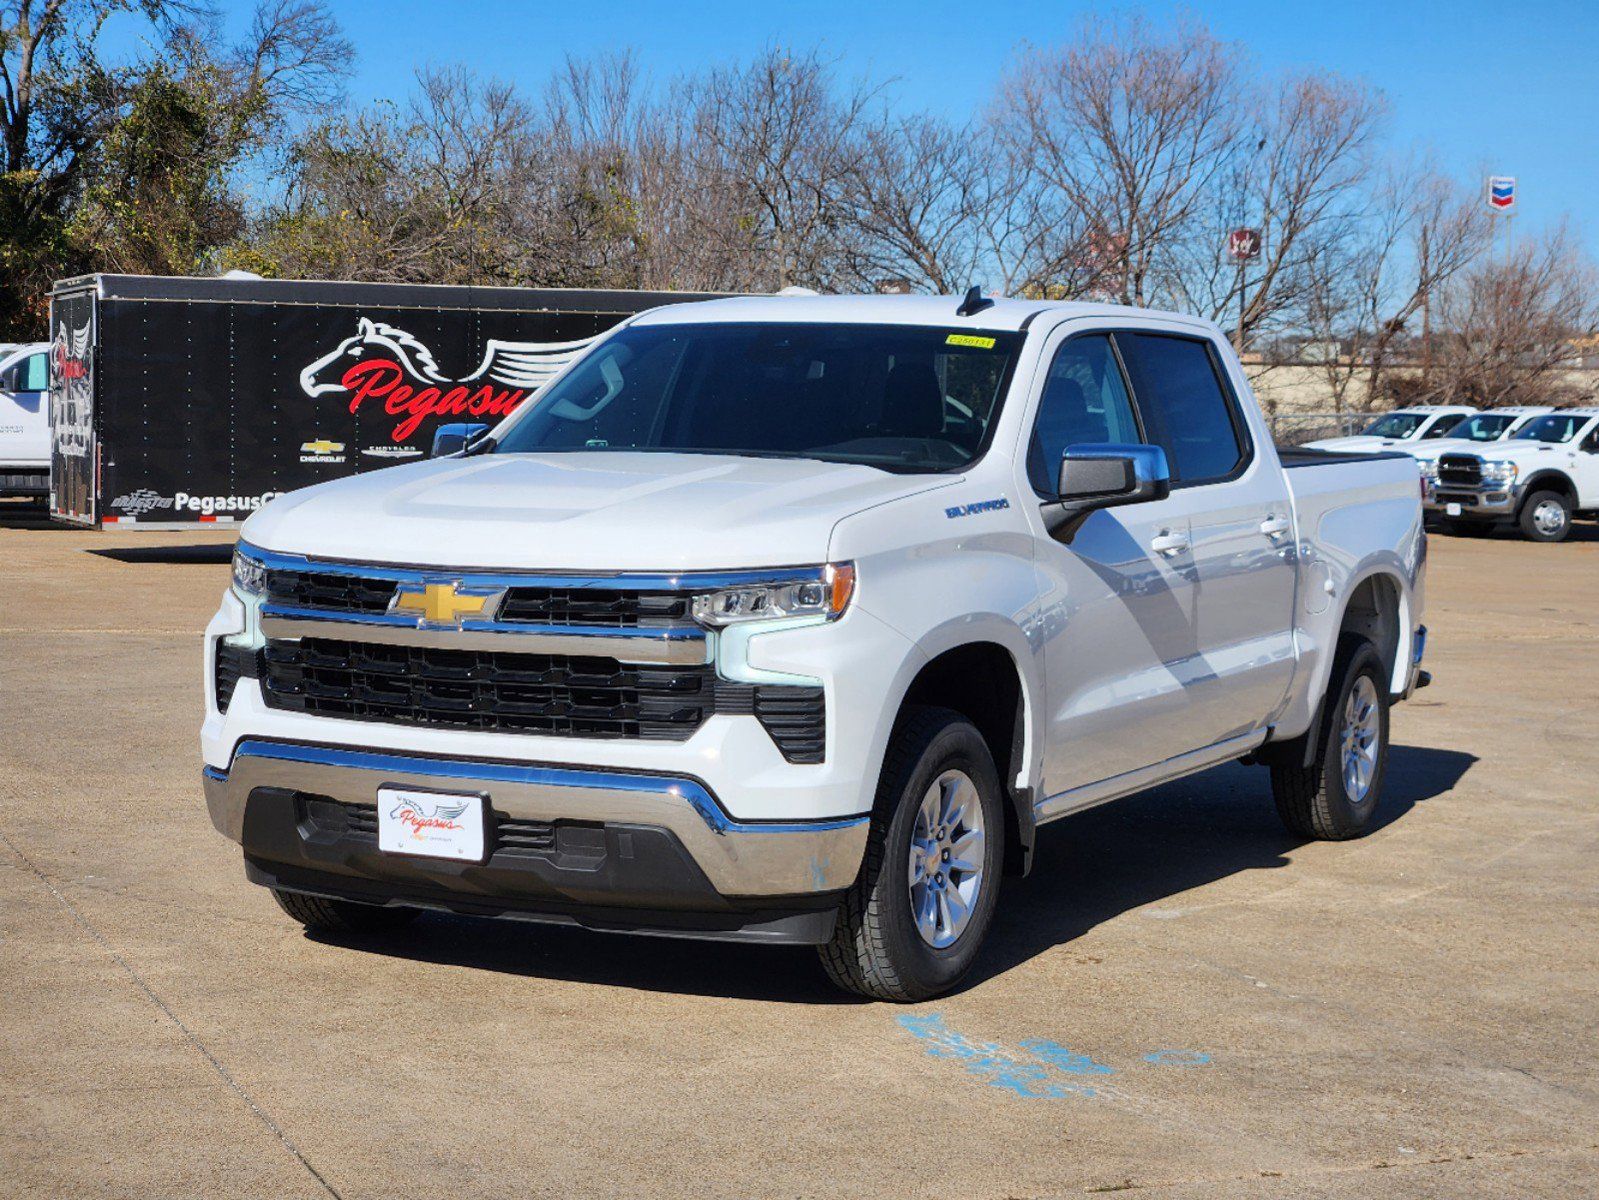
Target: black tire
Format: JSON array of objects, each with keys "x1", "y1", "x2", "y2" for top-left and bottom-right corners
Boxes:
[
  {"x1": 1271, "y1": 638, "x2": 1390, "y2": 841},
  {"x1": 272, "y1": 888, "x2": 421, "y2": 934},
  {"x1": 819, "y1": 707, "x2": 1005, "y2": 1001},
  {"x1": 1518, "y1": 490, "x2": 1572, "y2": 543}
]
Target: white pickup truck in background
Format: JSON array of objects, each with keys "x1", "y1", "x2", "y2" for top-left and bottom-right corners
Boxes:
[
  {"x1": 1305, "y1": 404, "x2": 1476, "y2": 454},
  {"x1": 1427, "y1": 407, "x2": 1599, "y2": 541},
  {"x1": 0, "y1": 341, "x2": 51, "y2": 501},
  {"x1": 203, "y1": 293, "x2": 1429, "y2": 1000}
]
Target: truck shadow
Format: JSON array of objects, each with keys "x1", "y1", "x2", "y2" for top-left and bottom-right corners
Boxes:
[
  {"x1": 86, "y1": 543, "x2": 233, "y2": 564},
  {"x1": 964, "y1": 742, "x2": 1477, "y2": 993},
  {"x1": 312, "y1": 742, "x2": 1475, "y2": 1004}
]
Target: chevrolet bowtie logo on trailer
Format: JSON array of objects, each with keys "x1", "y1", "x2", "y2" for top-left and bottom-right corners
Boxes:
[{"x1": 389, "y1": 581, "x2": 505, "y2": 627}]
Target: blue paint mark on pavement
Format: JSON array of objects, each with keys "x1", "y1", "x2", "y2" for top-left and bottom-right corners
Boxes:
[
  {"x1": 896, "y1": 1014, "x2": 1098, "y2": 1099},
  {"x1": 1143, "y1": 1049, "x2": 1211, "y2": 1066},
  {"x1": 1018, "y1": 1039, "x2": 1116, "y2": 1076}
]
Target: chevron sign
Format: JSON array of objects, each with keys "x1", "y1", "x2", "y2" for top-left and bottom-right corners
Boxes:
[{"x1": 1488, "y1": 176, "x2": 1516, "y2": 212}]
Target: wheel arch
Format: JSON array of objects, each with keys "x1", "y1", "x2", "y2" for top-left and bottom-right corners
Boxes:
[
  {"x1": 1518, "y1": 470, "x2": 1578, "y2": 511},
  {"x1": 879, "y1": 624, "x2": 1040, "y2": 876}
]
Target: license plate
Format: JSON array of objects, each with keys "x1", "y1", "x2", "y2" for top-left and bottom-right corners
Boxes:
[
  {"x1": 1445, "y1": 503, "x2": 1462, "y2": 516},
  {"x1": 378, "y1": 787, "x2": 486, "y2": 861}
]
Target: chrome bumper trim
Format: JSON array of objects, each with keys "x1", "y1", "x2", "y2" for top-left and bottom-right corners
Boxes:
[
  {"x1": 260, "y1": 606, "x2": 712, "y2": 665},
  {"x1": 204, "y1": 740, "x2": 868, "y2": 896}
]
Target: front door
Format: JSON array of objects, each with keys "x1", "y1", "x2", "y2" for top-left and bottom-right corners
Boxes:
[
  {"x1": 1023, "y1": 330, "x2": 1210, "y2": 797},
  {"x1": 0, "y1": 349, "x2": 48, "y2": 465}
]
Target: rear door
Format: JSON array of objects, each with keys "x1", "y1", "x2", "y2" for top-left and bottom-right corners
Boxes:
[
  {"x1": 0, "y1": 347, "x2": 49, "y2": 464},
  {"x1": 1115, "y1": 330, "x2": 1300, "y2": 748},
  {"x1": 49, "y1": 287, "x2": 97, "y2": 525}
]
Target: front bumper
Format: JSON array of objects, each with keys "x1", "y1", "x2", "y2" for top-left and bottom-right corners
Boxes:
[
  {"x1": 1424, "y1": 479, "x2": 1519, "y2": 516},
  {"x1": 207, "y1": 740, "x2": 868, "y2": 939}
]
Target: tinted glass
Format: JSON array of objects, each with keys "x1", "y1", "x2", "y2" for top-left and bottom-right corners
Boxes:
[
  {"x1": 1363, "y1": 413, "x2": 1426, "y2": 438},
  {"x1": 491, "y1": 323, "x2": 1022, "y2": 473},
  {"x1": 1515, "y1": 413, "x2": 1590, "y2": 444},
  {"x1": 1116, "y1": 333, "x2": 1245, "y2": 484},
  {"x1": 1421, "y1": 415, "x2": 1468, "y2": 439},
  {"x1": 1026, "y1": 335, "x2": 1140, "y2": 493},
  {"x1": 1453, "y1": 414, "x2": 1513, "y2": 442},
  {"x1": 20, "y1": 353, "x2": 47, "y2": 391}
]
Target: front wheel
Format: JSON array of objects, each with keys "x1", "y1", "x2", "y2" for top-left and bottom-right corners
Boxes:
[
  {"x1": 1518, "y1": 490, "x2": 1572, "y2": 542},
  {"x1": 820, "y1": 707, "x2": 1005, "y2": 1001},
  {"x1": 1271, "y1": 638, "x2": 1390, "y2": 840},
  {"x1": 272, "y1": 888, "x2": 421, "y2": 935}
]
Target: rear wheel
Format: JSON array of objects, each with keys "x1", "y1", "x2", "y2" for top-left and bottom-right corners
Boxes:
[
  {"x1": 820, "y1": 707, "x2": 1004, "y2": 1001},
  {"x1": 1518, "y1": 490, "x2": 1572, "y2": 542},
  {"x1": 1271, "y1": 638, "x2": 1390, "y2": 840},
  {"x1": 272, "y1": 888, "x2": 421, "y2": 935}
]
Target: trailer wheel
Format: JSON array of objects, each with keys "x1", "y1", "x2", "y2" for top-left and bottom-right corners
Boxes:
[
  {"x1": 1518, "y1": 490, "x2": 1572, "y2": 542},
  {"x1": 272, "y1": 888, "x2": 421, "y2": 935},
  {"x1": 1271, "y1": 637, "x2": 1389, "y2": 841}
]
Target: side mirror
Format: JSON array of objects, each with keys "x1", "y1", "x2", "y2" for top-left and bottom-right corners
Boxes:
[
  {"x1": 431, "y1": 422, "x2": 490, "y2": 458},
  {"x1": 0, "y1": 365, "x2": 16, "y2": 392},
  {"x1": 1043, "y1": 443, "x2": 1171, "y2": 540}
]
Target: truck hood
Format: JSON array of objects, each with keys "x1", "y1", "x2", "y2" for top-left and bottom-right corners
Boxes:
[
  {"x1": 241, "y1": 452, "x2": 959, "y2": 571},
  {"x1": 1434, "y1": 441, "x2": 1576, "y2": 466}
]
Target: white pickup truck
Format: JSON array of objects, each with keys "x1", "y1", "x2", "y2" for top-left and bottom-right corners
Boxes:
[
  {"x1": 1426, "y1": 407, "x2": 1599, "y2": 541},
  {"x1": 1304, "y1": 404, "x2": 1476, "y2": 454},
  {"x1": 0, "y1": 341, "x2": 51, "y2": 500},
  {"x1": 203, "y1": 294, "x2": 1429, "y2": 1000}
]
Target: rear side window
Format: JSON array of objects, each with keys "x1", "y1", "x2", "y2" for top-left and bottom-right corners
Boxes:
[
  {"x1": 1026, "y1": 334, "x2": 1141, "y2": 493},
  {"x1": 20, "y1": 353, "x2": 47, "y2": 391},
  {"x1": 1116, "y1": 334, "x2": 1246, "y2": 484}
]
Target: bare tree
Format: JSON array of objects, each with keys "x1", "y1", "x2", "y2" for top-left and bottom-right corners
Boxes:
[{"x1": 1429, "y1": 222, "x2": 1599, "y2": 405}]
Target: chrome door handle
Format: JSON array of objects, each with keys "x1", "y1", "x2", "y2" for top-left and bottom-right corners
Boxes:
[
  {"x1": 1151, "y1": 531, "x2": 1190, "y2": 556},
  {"x1": 1259, "y1": 515, "x2": 1292, "y2": 538}
]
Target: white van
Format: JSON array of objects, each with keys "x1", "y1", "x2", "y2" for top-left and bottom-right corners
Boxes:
[{"x1": 0, "y1": 341, "x2": 51, "y2": 499}]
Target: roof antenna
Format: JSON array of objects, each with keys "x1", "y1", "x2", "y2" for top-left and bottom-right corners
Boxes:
[{"x1": 956, "y1": 285, "x2": 994, "y2": 317}]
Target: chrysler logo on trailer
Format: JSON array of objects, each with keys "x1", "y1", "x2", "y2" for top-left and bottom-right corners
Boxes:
[{"x1": 298, "y1": 318, "x2": 594, "y2": 443}]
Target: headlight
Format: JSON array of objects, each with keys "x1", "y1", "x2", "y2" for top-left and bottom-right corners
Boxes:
[
  {"x1": 692, "y1": 563, "x2": 855, "y2": 627},
  {"x1": 1482, "y1": 460, "x2": 1519, "y2": 483},
  {"x1": 232, "y1": 547, "x2": 267, "y2": 597},
  {"x1": 1417, "y1": 459, "x2": 1439, "y2": 479}
]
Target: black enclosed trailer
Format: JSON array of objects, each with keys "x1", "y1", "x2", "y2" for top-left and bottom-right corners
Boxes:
[{"x1": 47, "y1": 274, "x2": 708, "y2": 528}]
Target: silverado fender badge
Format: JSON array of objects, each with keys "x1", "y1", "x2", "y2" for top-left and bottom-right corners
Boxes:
[{"x1": 945, "y1": 498, "x2": 1011, "y2": 519}]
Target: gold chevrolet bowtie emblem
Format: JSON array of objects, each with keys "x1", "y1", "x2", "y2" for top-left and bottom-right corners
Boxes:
[{"x1": 391, "y1": 581, "x2": 503, "y2": 626}]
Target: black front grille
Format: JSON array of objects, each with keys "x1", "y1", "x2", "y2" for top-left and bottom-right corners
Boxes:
[
  {"x1": 262, "y1": 569, "x2": 696, "y2": 630},
  {"x1": 213, "y1": 641, "x2": 255, "y2": 712},
  {"x1": 297, "y1": 795, "x2": 556, "y2": 853},
  {"x1": 497, "y1": 587, "x2": 689, "y2": 627},
  {"x1": 265, "y1": 569, "x2": 397, "y2": 614},
  {"x1": 754, "y1": 687, "x2": 827, "y2": 764},
  {"x1": 1438, "y1": 454, "x2": 1482, "y2": 486},
  {"x1": 260, "y1": 637, "x2": 719, "y2": 740}
]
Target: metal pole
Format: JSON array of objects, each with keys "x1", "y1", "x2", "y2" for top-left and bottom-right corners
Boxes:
[{"x1": 1236, "y1": 260, "x2": 1246, "y2": 354}]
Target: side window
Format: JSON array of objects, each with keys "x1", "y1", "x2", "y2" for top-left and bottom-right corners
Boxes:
[
  {"x1": 1026, "y1": 334, "x2": 1140, "y2": 494},
  {"x1": 1422, "y1": 416, "x2": 1464, "y2": 440},
  {"x1": 1116, "y1": 333, "x2": 1246, "y2": 485},
  {"x1": 21, "y1": 352, "x2": 48, "y2": 392}
]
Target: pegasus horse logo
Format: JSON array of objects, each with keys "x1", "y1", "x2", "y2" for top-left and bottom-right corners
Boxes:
[{"x1": 299, "y1": 317, "x2": 594, "y2": 442}]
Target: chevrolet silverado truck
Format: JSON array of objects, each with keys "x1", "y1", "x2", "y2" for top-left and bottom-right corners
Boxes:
[
  {"x1": 203, "y1": 293, "x2": 1429, "y2": 1000},
  {"x1": 1427, "y1": 406, "x2": 1599, "y2": 541}
]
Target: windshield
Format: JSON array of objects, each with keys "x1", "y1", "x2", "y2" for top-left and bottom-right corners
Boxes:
[
  {"x1": 1362, "y1": 413, "x2": 1426, "y2": 439},
  {"x1": 1449, "y1": 414, "x2": 1516, "y2": 442},
  {"x1": 1514, "y1": 413, "x2": 1592, "y2": 444},
  {"x1": 489, "y1": 322, "x2": 1023, "y2": 472}
]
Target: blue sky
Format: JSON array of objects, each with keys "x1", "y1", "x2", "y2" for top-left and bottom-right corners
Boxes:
[{"x1": 116, "y1": 1, "x2": 1599, "y2": 250}]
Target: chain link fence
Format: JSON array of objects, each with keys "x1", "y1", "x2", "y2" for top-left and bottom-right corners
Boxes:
[{"x1": 1268, "y1": 411, "x2": 1370, "y2": 447}]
